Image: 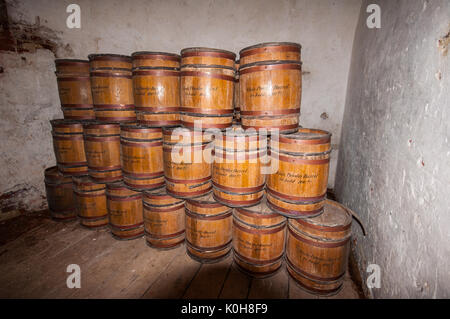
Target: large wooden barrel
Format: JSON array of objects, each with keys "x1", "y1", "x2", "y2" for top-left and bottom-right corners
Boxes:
[
  {"x1": 267, "y1": 128, "x2": 331, "y2": 218},
  {"x1": 83, "y1": 123, "x2": 123, "y2": 182},
  {"x1": 239, "y1": 42, "x2": 301, "y2": 65},
  {"x1": 88, "y1": 54, "x2": 136, "y2": 123},
  {"x1": 239, "y1": 60, "x2": 302, "y2": 133},
  {"x1": 131, "y1": 51, "x2": 181, "y2": 68},
  {"x1": 212, "y1": 126, "x2": 267, "y2": 207},
  {"x1": 106, "y1": 182, "x2": 144, "y2": 240},
  {"x1": 120, "y1": 124, "x2": 164, "y2": 190},
  {"x1": 286, "y1": 199, "x2": 352, "y2": 296},
  {"x1": 233, "y1": 60, "x2": 240, "y2": 123},
  {"x1": 143, "y1": 187, "x2": 185, "y2": 249},
  {"x1": 132, "y1": 52, "x2": 181, "y2": 127},
  {"x1": 72, "y1": 175, "x2": 108, "y2": 228},
  {"x1": 44, "y1": 166, "x2": 76, "y2": 220},
  {"x1": 233, "y1": 199, "x2": 286, "y2": 278},
  {"x1": 50, "y1": 119, "x2": 88, "y2": 176},
  {"x1": 163, "y1": 127, "x2": 213, "y2": 198},
  {"x1": 181, "y1": 47, "x2": 236, "y2": 68},
  {"x1": 55, "y1": 59, "x2": 95, "y2": 120},
  {"x1": 185, "y1": 193, "x2": 233, "y2": 263},
  {"x1": 180, "y1": 64, "x2": 235, "y2": 130}
]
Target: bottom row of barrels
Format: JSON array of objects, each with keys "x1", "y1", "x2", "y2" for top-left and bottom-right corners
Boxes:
[{"x1": 44, "y1": 166, "x2": 351, "y2": 296}]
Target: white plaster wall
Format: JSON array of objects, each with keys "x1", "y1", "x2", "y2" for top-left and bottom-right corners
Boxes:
[
  {"x1": 0, "y1": 0, "x2": 361, "y2": 211},
  {"x1": 336, "y1": 0, "x2": 450, "y2": 298}
]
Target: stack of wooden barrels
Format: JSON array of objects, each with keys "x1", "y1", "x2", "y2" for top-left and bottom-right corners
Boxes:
[{"x1": 44, "y1": 42, "x2": 355, "y2": 296}]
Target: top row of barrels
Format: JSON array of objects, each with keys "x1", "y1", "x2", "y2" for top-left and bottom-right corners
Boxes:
[{"x1": 55, "y1": 42, "x2": 302, "y2": 132}]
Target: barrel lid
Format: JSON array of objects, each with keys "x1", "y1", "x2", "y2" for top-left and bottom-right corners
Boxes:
[
  {"x1": 239, "y1": 59, "x2": 302, "y2": 71},
  {"x1": 72, "y1": 175, "x2": 105, "y2": 187},
  {"x1": 88, "y1": 53, "x2": 132, "y2": 62},
  {"x1": 132, "y1": 66, "x2": 180, "y2": 71},
  {"x1": 186, "y1": 192, "x2": 225, "y2": 207},
  {"x1": 120, "y1": 122, "x2": 163, "y2": 133},
  {"x1": 239, "y1": 42, "x2": 302, "y2": 55},
  {"x1": 105, "y1": 181, "x2": 139, "y2": 191},
  {"x1": 163, "y1": 126, "x2": 213, "y2": 143},
  {"x1": 131, "y1": 51, "x2": 181, "y2": 59},
  {"x1": 44, "y1": 166, "x2": 71, "y2": 183},
  {"x1": 236, "y1": 197, "x2": 281, "y2": 215},
  {"x1": 55, "y1": 59, "x2": 89, "y2": 64},
  {"x1": 292, "y1": 199, "x2": 352, "y2": 230},
  {"x1": 181, "y1": 47, "x2": 236, "y2": 60},
  {"x1": 278, "y1": 128, "x2": 331, "y2": 144},
  {"x1": 83, "y1": 121, "x2": 121, "y2": 130},
  {"x1": 50, "y1": 119, "x2": 85, "y2": 128},
  {"x1": 180, "y1": 64, "x2": 235, "y2": 71}
]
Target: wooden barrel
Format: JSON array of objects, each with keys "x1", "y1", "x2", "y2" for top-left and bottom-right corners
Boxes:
[
  {"x1": 267, "y1": 128, "x2": 331, "y2": 218},
  {"x1": 55, "y1": 59, "x2": 95, "y2": 120},
  {"x1": 212, "y1": 126, "x2": 267, "y2": 207},
  {"x1": 239, "y1": 60, "x2": 302, "y2": 133},
  {"x1": 143, "y1": 187, "x2": 185, "y2": 249},
  {"x1": 133, "y1": 66, "x2": 181, "y2": 127},
  {"x1": 83, "y1": 123, "x2": 123, "y2": 182},
  {"x1": 232, "y1": 199, "x2": 286, "y2": 278},
  {"x1": 106, "y1": 182, "x2": 144, "y2": 240},
  {"x1": 185, "y1": 193, "x2": 233, "y2": 263},
  {"x1": 163, "y1": 127, "x2": 213, "y2": 198},
  {"x1": 120, "y1": 124, "x2": 164, "y2": 190},
  {"x1": 44, "y1": 166, "x2": 76, "y2": 220},
  {"x1": 131, "y1": 51, "x2": 181, "y2": 68},
  {"x1": 50, "y1": 119, "x2": 88, "y2": 176},
  {"x1": 239, "y1": 42, "x2": 302, "y2": 65},
  {"x1": 88, "y1": 54, "x2": 136, "y2": 123},
  {"x1": 181, "y1": 47, "x2": 236, "y2": 68},
  {"x1": 180, "y1": 64, "x2": 235, "y2": 130},
  {"x1": 286, "y1": 199, "x2": 352, "y2": 296},
  {"x1": 72, "y1": 175, "x2": 108, "y2": 228},
  {"x1": 233, "y1": 60, "x2": 240, "y2": 122}
]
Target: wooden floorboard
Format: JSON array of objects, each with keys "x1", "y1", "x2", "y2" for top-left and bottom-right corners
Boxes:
[{"x1": 0, "y1": 216, "x2": 362, "y2": 299}]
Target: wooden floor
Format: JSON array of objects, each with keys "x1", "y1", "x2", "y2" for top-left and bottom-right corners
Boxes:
[{"x1": 0, "y1": 211, "x2": 362, "y2": 299}]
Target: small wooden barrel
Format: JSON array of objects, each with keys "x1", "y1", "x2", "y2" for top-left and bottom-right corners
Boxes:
[
  {"x1": 212, "y1": 126, "x2": 267, "y2": 207},
  {"x1": 185, "y1": 193, "x2": 233, "y2": 263},
  {"x1": 233, "y1": 60, "x2": 240, "y2": 122},
  {"x1": 180, "y1": 64, "x2": 235, "y2": 130},
  {"x1": 120, "y1": 124, "x2": 164, "y2": 190},
  {"x1": 143, "y1": 187, "x2": 185, "y2": 249},
  {"x1": 72, "y1": 175, "x2": 108, "y2": 228},
  {"x1": 131, "y1": 51, "x2": 181, "y2": 68},
  {"x1": 50, "y1": 119, "x2": 88, "y2": 176},
  {"x1": 267, "y1": 128, "x2": 331, "y2": 218},
  {"x1": 88, "y1": 54, "x2": 136, "y2": 123},
  {"x1": 233, "y1": 199, "x2": 286, "y2": 278},
  {"x1": 163, "y1": 127, "x2": 213, "y2": 198},
  {"x1": 106, "y1": 182, "x2": 144, "y2": 240},
  {"x1": 286, "y1": 199, "x2": 352, "y2": 296},
  {"x1": 55, "y1": 59, "x2": 95, "y2": 120},
  {"x1": 44, "y1": 166, "x2": 76, "y2": 220},
  {"x1": 239, "y1": 60, "x2": 302, "y2": 133},
  {"x1": 133, "y1": 66, "x2": 181, "y2": 127},
  {"x1": 83, "y1": 122, "x2": 123, "y2": 182},
  {"x1": 239, "y1": 42, "x2": 302, "y2": 65},
  {"x1": 181, "y1": 47, "x2": 236, "y2": 68}
]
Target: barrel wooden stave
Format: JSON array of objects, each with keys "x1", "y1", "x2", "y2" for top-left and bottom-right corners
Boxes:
[
  {"x1": 106, "y1": 182, "x2": 144, "y2": 240},
  {"x1": 285, "y1": 199, "x2": 352, "y2": 296},
  {"x1": 239, "y1": 42, "x2": 302, "y2": 65},
  {"x1": 181, "y1": 47, "x2": 236, "y2": 68},
  {"x1": 239, "y1": 60, "x2": 301, "y2": 133},
  {"x1": 88, "y1": 54, "x2": 136, "y2": 123},
  {"x1": 51, "y1": 120, "x2": 88, "y2": 176},
  {"x1": 232, "y1": 200, "x2": 286, "y2": 277},
  {"x1": 120, "y1": 125, "x2": 164, "y2": 190},
  {"x1": 55, "y1": 59, "x2": 95, "y2": 120},
  {"x1": 185, "y1": 193, "x2": 233, "y2": 263},
  {"x1": 44, "y1": 166, "x2": 76, "y2": 220},
  {"x1": 83, "y1": 123, "x2": 123, "y2": 183},
  {"x1": 267, "y1": 128, "x2": 331, "y2": 218},
  {"x1": 73, "y1": 175, "x2": 108, "y2": 228},
  {"x1": 143, "y1": 188, "x2": 185, "y2": 249},
  {"x1": 131, "y1": 51, "x2": 181, "y2": 68}
]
